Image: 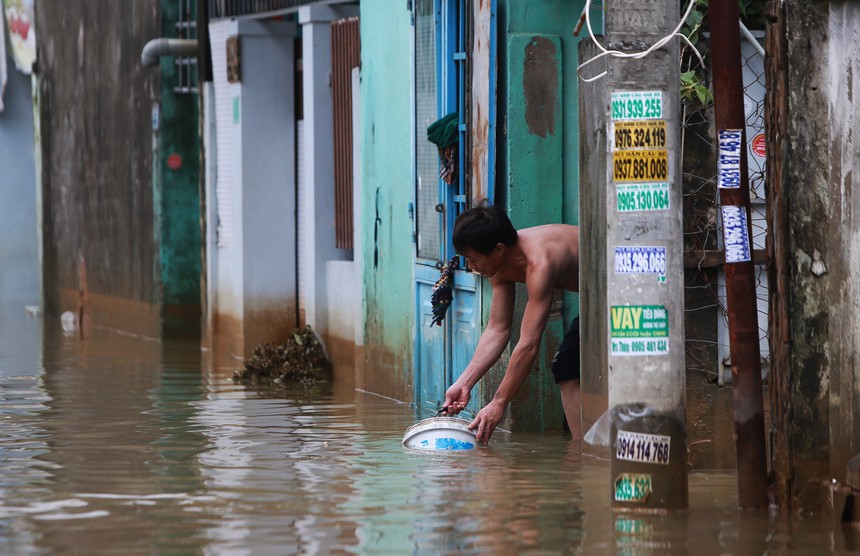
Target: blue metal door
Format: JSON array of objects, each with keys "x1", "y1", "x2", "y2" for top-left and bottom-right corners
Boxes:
[{"x1": 412, "y1": 0, "x2": 496, "y2": 418}]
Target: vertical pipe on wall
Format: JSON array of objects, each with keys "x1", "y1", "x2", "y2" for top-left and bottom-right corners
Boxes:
[
  {"x1": 710, "y1": 0, "x2": 768, "y2": 510},
  {"x1": 764, "y1": 0, "x2": 790, "y2": 515}
]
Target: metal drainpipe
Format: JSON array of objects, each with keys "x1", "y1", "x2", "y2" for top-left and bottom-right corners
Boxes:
[{"x1": 141, "y1": 38, "x2": 198, "y2": 66}]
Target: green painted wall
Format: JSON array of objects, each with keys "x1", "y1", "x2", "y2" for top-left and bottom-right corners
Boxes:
[
  {"x1": 358, "y1": 0, "x2": 594, "y2": 411},
  {"x1": 359, "y1": 2, "x2": 415, "y2": 401},
  {"x1": 158, "y1": 0, "x2": 201, "y2": 337},
  {"x1": 479, "y1": 0, "x2": 591, "y2": 432},
  {"x1": 499, "y1": 0, "x2": 590, "y2": 323}
]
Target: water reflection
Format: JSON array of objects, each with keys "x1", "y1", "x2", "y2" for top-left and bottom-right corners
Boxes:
[{"x1": 0, "y1": 304, "x2": 858, "y2": 555}]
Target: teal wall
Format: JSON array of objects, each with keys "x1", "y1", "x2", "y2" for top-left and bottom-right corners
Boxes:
[
  {"x1": 158, "y1": 0, "x2": 201, "y2": 336},
  {"x1": 358, "y1": 0, "x2": 595, "y2": 410},
  {"x1": 359, "y1": 2, "x2": 415, "y2": 401},
  {"x1": 479, "y1": 0, "x2": 591, "y2": 431},
  {"x1": 499, "y1": 0, "x2": 590, "y2": 324}
]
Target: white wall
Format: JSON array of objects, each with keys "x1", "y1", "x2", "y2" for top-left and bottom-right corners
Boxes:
[
  {"x1": 0, "y1": 57, "x2": 38, "y2": 306},
  {"x1": 208, "y1": 19, "x2": 298, "y2": 355}
]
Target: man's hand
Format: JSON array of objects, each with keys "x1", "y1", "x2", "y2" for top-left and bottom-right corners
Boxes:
[
  {"x1": 442, "y1": 382, "x2": 471, "y2": 415},
  {"x1": 469, "y1": 399, "x2": 506, "y2": 444}
]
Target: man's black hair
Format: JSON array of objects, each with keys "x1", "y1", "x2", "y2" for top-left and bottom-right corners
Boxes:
[{"x1": 452, "y1": 203, "x2": 518, "y2": 255}]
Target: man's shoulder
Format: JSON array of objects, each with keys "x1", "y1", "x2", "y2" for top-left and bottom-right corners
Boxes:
[
  {"x1": 521, "y1": 223, "x2": 579, "y2": 232},
  {"x1": 519, "y1": 224, "x2": 579, "y2": 250}
]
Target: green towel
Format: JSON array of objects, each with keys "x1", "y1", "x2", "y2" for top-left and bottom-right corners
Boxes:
[{"x1": 427, "y1": 112, "x2": 460, "y2": 149}]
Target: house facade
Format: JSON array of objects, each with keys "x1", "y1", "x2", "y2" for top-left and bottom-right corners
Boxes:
[
  {"x1": 359, "y1": 0, "x2": 591, "y2": 432},
  {"x1": 33, "y1": 0, "x2": 200, "y2": 337},
  {"x1": 0, "y1": 3, "x2": 38, "y2": 309},
  {"x1": 200, "y1": 1, "x2": 361, "y2": 367}
]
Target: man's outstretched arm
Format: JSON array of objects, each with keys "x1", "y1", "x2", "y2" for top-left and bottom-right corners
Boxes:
[
  {"x1": 469, "y1": 265, "x2": 555, "y2": 443},
  {"x1": 443, "y1": 280, "x2": 515, "y2": 412}
]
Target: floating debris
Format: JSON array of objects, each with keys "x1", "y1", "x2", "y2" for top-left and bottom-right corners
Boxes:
[
  {"x1": 60, "y1": 311, "x2": 77, "y2": 332},
  {"x1": 232, "y1": 325, "x2": 331, "y2": 389}
]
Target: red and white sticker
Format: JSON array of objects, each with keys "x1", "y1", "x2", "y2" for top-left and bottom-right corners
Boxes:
[{"x1": 751, "y1": 133, "x2": 766, "y2": 158}]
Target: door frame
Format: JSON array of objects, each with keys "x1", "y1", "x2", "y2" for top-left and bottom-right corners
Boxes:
[{"x1": 411, "y1": 0, "x2": 496, "y2": 417}]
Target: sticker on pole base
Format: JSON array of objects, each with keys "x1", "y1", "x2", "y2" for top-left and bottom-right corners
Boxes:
[
  {"x1": 721, "y1": 205, "x2": 751, "y2": 263},
  {"x1": 616, "y1": 429, "x2": 671, "y2": 465},
  {"x1": 616, "y1": 182, "x2": 670, "y2": 212},
  {"x1": 615, "y1": 517, "x2": 653, "y2": 535},
  {"x1": 614, "y1": 246, "x2": 666, "y2": 282},
  {"x1": 611, "y1": 91, "x2": 663, "y2": 121},
  {"x1": 610, "y1": 305, "x2": 669, "y2": 356},
  {"x1": 614, "y1": 473, "x2": 653, "y2": 503},
  {"x1": 717, "y1": 129, "x2": 742, "y2": 189}
]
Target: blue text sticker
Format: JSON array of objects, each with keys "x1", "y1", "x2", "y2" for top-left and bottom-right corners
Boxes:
[
  {"x1": 433, "y1": 438, "x2": 474, "y2": 450},
  {"x1": 721, "y1": 205, "x2": 751, "y2": 263},
  {"x1": 717, "y1": 129, "x2": 742, "y2": 189},
  {"x1": 614, "y1": 246, "x2": 666, "y2": 281}
]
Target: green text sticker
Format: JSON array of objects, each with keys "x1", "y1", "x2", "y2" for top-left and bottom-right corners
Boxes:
[{"x1": 610, "y1": 305, "x2": 669, "y2": 356}]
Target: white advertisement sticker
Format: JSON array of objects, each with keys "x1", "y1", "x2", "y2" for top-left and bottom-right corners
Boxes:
[
  {"x1": 721, "y1": 205, "x2": 751, "y2": 263},
  {"x1": 614, "y1": 246, "x2": 666, "y2": 280},
  {"x1": 717, "y1": 128, "x2": 742, "y2": 189},
  {"x1": 616, "y1": 430, "x2": 671, "y2": 465}
]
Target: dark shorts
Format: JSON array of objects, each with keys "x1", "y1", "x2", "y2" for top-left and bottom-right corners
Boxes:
[{"x1": 551, "y1": 316, "x2": 580, "y2": 383}]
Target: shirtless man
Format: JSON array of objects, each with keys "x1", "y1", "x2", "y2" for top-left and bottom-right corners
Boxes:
[{"x1": 442, "y1": 204, "x2": 581, "y2": 444}]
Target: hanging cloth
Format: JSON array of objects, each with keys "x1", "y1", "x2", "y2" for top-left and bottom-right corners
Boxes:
[
  {"x1": 427, "y1": 112, "x2": 460, "y2": 185},
  {"x1": 429, "y1": 256, "x2": 459, "y2": 327},
  {"x1": 427, "y1": 112, "x2": 459, "y2": 149}
]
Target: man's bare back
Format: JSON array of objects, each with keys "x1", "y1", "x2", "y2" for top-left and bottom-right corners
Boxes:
[
  {"x1": 445, "y1": 205, "x2": 582, "y2": 444},
  {"x1": 490, "y1": 224, "x2": 580, "y2": 292}
]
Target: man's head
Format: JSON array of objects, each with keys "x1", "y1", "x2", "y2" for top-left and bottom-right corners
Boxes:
[
  {"x1": 452, "y1": 204, "x2": 517, "y2": 278},
  {"x1": 452, "y1": 204, "x2": 518, "y2": 255}
]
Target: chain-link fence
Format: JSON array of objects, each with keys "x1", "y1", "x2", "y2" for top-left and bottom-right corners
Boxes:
[{"x1": 681, "y1": 31, "x2": 769, "y2": 386}]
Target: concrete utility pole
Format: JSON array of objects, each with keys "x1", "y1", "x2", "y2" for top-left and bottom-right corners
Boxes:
[
  {"x1": 709, "y1": 0, "x2": 768, "y2": 510},
  {"x1": 604, "y1": 0, "x2": 687, "y2": 511}
]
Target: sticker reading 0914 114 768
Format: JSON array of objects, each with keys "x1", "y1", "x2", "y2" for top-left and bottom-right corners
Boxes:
[{"x1": 616, "y1": 429, "x2": 671, "y2": 465}]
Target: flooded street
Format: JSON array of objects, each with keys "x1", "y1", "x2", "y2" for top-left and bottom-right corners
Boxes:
[{"x1": 0, "y1": 304, "x2": 857, "y2": 555}]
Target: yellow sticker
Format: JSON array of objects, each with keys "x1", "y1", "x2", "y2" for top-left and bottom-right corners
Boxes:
[
  {"x1": 613, "y1": 150, "x2": 669, "y2": 182},
  {"x1": 613, "y1": 120, "x2": 667, "y2": 149}
]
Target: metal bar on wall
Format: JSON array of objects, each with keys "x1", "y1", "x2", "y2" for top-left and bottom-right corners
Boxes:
[
  {"x1": 331, "y1": 17, "x2": 360, "y2": 250},
  {"x1": 208, "y1": 0, "x2": 318, "y2": 19}
]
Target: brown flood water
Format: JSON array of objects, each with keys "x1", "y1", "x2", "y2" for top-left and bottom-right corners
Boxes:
[{"x1": 0, "y1": 304, "x2": 857, "y2": 555}]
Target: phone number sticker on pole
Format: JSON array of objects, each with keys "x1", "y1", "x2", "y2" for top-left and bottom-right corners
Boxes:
[
  {"x1": 613, "y1": 150, "x2": 669, "y2": 182},
  {"x1": 616, "y1": 430, "x2": 671, "y2": 465},
  {"x1": 614, "y1": 246, "x2": 666, "y2": 281},
  {"x1": 616, "y1": 182, "x2": 670, "y2": 212},
  {"x1": 612, "y1": 120, "x2": 667, "y2": 150},
  {"x1": 611, "y1": 91, "x2": 663, "y2": 121},
  {"x1": 614, "y1": 473, "x2": 653, "y2": 503},
  {"x1": 610, "y1": 305, "x2": 669, "y2": 356},
  {"x1": 717, "y1": 129, "x2": 742, "y2": 189},
  {"x1": 721, "y1": 205, "x2": 752, "y2": 263}
]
